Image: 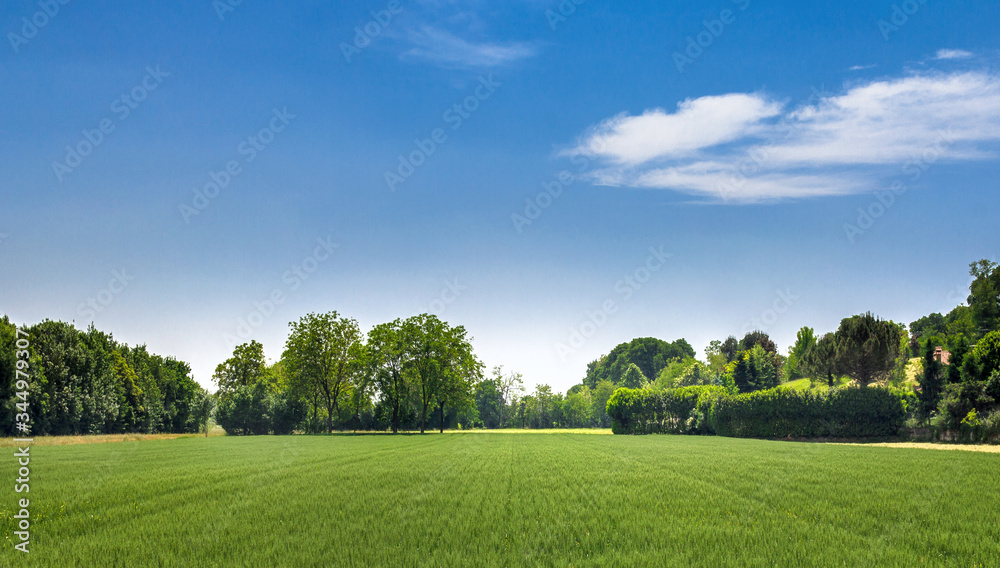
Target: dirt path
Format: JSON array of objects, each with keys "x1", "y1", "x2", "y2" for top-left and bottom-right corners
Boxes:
[{"x1": 835, "y1": 442, "x2": 1000, "y2": 453}]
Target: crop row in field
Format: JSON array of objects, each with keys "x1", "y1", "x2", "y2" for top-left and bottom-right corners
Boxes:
[{"x1": 2, "y1": 433, "x2": 998, "y2": 567}]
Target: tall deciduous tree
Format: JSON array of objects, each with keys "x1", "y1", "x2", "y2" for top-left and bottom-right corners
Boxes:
[
  {"x1": 720, "y1": 336, "x2": 740, "y2": 363},
  {"x1": 403, "y1": 314, "x2": 481, "y2": 433},
  {"x1": 367, "y1": 319, "x2": 409, "y2": 434},
  {"x1": 583, "y1": 337, "x2": 695, "y2": 388},
  {"x1": 968, "y1": 259, "x2": 1000, "y2": 335},
  {"x1": 492, "y1": 366, "x2": 523, "y2": 428},
  {"x1": 283, "y1": 312, "x2": 362, "y2": 433},
  {"x1": 213, "y1": 340, "x2": 268, "y2": 395},
  {"x1": 785, "y1": 327, "x2": 817, "y2": 381},
  {"x1": 834, "y1": 313, "x2": 902, "y2": 387},
  {"x1": 433, "y1": 325, "x2": 481, "y2": 433}
]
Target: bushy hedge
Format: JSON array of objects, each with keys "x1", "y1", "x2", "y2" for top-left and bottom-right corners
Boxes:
[
  {"x1": 609, "y1": 386, "x2": 907, "y2": 439},
  {"x1": 606, "y1": 386, "x2": 728, "y2": 435},
  {"x1": 711, "y1": 387, "x2": 906, "y2": 438}
]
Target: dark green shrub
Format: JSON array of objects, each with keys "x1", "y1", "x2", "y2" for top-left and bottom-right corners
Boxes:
[
  {"x1": 709, "y1": 387, "x2": 906, "y2": 439},
  {"x1": 606, "y1": 386, "x2": 727, "y2": 435}
]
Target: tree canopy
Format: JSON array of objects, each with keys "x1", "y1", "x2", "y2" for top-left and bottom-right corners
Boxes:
[
  {"x1": 584, "y1": 337, "x2": 694, "y2": 389},
  {"x1": 834, "y1": 313, "x2": 904, "y2": 387}
]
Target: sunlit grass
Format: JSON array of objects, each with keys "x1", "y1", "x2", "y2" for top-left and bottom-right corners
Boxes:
[
  {"x1": 1, "y1": 433, "x2": 997, "y2": 566},
  {"x1": 782, "y1": 377, "x2": 852, "y2": 391}
]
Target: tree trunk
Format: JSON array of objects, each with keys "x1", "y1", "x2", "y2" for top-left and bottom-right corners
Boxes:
[
  {"x1": 311, "y1": 393, "x2": 318, "y2": 433},
  {"x1": 438, "y1": 401, "x2": 445, "y2": 433},
  {"x1": 392, "y1": 397, "x2": 399, "y2": 434},
  {"x1": 420, "y1": 400, "x2": 428, "y2": 434}
]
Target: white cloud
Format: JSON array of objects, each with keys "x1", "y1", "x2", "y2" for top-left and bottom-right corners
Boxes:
[
  {"x1": 849, "y1": 64, "x2": 877, "y2": 71},
  {"x1": 399, "y1": 26, "x2": 536, "y2": 68},
  {"x1": 570, "y1": 94, "x2": 782, "y2": 165},
  {"x1": 934, "y1": 49, "x2": 974, "y2": 60},
  {"x1": 569, "y1": 71, "x2": 1000, "y2": 203}
]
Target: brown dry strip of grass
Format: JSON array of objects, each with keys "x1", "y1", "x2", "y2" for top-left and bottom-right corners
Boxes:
[
  {"x1": 835, "y1": 441, "x2": 1000, "y2": 453},
  {"x1": 0, "y1": 428, "x2": 226, "y2": 447}
]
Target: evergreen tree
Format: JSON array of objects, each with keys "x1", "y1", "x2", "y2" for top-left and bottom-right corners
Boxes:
[
  {"x1": 917, "y1": 340, "x2": 945, "y2": 419},
  {"x1": 620, "y1": 363, "x2": 647, "y2": 389}
]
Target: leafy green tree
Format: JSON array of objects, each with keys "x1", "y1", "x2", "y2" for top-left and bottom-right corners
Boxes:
[
  {"x1": 620, "y1": 363, "x2": 647, "y2": 389},
  {"x1": 212, "y1": 340, "x2": 268, "y2": 395},
  {"x1": 678, "y1": 361, "x2": 712, "y2": 387},
  {"x1": 968, "y1": 260, "x2": 1000, "y2": 335},
  {"x1": 404, "y1": 314, "x2": 450, "y2": 434},
  {"x1": 215, "y1": 381, "x2": 271, "y2": 435},
  {"x1": 526, "y1": 384, "x2": 557, "y2": 428},
  {"x1": 834, "y1": 313, "x2": 902, "y2": 387},
  {"x1": 367, "y1": 319, "x2": 410, "y2": 433},
  {"x1": 653, "y1": 357, "x2": 695, "y2": 390},
  {"x1": 985, "y1": 370, "x2": 1000, "y2": 405},
  {"x1": 591, "y1": 380, "x2": 616, "y2": 428},
  {"x1": 283, "y1": 312, "x2": 362, "y2": 433},
  {"x1": 189, "y1": 390, "x2": 215, "y2": 436},
  {"x1": 562, "y1": 387, "x2": 592, "y2": 428},
  {"x1": 0, "y1": 316, "x2": 204, "y2": 436},
  {"x1": 802, "y1": 333, "x2": 838, "y2": 388},
  {"x1": 111, "y1": 350, "x2": 142, "y2": 432},
  {"x1": 944, "y1": 305, "x2": 977, "y2": 341},
  {"x1": 704, "y1": 340, "x2": 730, "y2": 376},
  {"x1": 720, "y1": 336, "x2": 740, "y2": 363},
  {"x1": 740, "y1": 331, "x2": 778, "y2": 356},
  {"x1": 491, "y1": 366, "x2": 523, "y2": 428},
  {"x1": 431, "y1": 323, "x2": 481, "y2": 433},
  {"x1": 583, "y1": 337, "x2": 694, "y2": 388},
  {"x1": 965, "y1": 331, "x2": 1000, "y2": 382},
  {"x1": 473, "y1": 378, "x2": 502, "y2": 429},
  {"x1": 785, "y1": 327, "x2": 817, "y2": 381},
  {"x1": 269, "y1": 389, "x2": 307, "y2": 435},
  {"x1": 910, "y1": 313, "x2": 947, "y2": 355}
]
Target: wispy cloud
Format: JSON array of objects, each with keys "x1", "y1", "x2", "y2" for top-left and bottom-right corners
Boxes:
[
  {"x1": 566, "y1": 70, "x2": 1000, "y2": 203},
  {"x1": 849, "y1": 64, "x2": 877, "y2": 71},
  {"x1": 934, "y1": 49, "x2": 974, "y2": 60},
  {"x1": 380, "y1": 1, "x2": 539, "y2": 69},
  {"x1": 399, "y1": 25, "x2": 537, "y2": 68}
]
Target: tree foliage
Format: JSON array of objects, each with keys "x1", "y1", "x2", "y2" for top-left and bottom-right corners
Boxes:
[
  {"x1": 917, "y1": 339, "x2": 945, "y2": 418},
  {"x1": 0, "y1": 316, "x2": 208, "y2": 436},
  {"x1": 834, "y1": 313, "x2": 903, "y2": 387},
  {"x1": 620, "y1": 363, "x2": 647, "y2": 389},
  {"x1": 968, "y1": 260, "x2": 1000, "y2": 334},
  {"x1": 584, "y1": 337, "x2": 694, "y2": 389},
  {"x1": 283, "y1": 312, "x2": 363, "y2": 433}
]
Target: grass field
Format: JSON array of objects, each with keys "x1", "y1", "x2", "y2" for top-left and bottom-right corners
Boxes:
[{"x1": 2, "y1": 433, "x2": 998, "y2": 567}]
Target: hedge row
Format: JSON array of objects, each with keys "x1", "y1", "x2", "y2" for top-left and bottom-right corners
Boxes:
[
  {"x1": 606, "y1": 386, "x2": 728, "y2": 435},
  {"x1": 607, "y1": 386, "x2": 908, "y2": 439}
]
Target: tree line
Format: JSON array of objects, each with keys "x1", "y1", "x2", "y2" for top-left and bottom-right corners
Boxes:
[
  {"x1": 3, "y1": 259, "x2": 997, "y2": 439},
  {"x1": 213, "y1": 312, "x2": 482, "y2": 434},
  {"x1": 0, "y1": 316, "x2": 212, "y2": 436},
  {"x1": 592, "y1": 260, "x2": 1000, "y2": 441}
]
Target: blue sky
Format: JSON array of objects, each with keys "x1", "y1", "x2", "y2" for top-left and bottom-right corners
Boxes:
[{"x1": 1, "y1": 0, "x2": 999, "y2": 392}]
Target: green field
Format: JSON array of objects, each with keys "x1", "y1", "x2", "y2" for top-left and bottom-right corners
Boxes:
[{"x1": 2, "y1": 433, "x2": 998, "y2": 567}]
